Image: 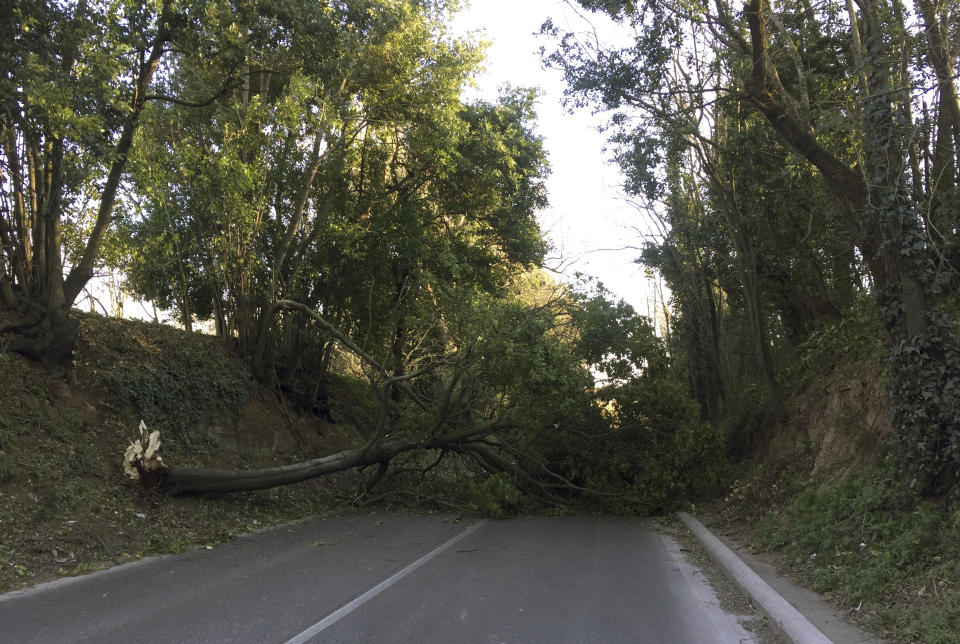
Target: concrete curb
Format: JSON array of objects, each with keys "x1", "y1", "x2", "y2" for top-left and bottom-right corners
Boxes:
[{"x1": 677, "y1": 512, "x2": 833, "y2": 644}]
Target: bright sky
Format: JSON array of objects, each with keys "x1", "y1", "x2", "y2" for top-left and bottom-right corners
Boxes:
[{"x1": 451, "y1": 0, "x2": 660, "y2": 317}]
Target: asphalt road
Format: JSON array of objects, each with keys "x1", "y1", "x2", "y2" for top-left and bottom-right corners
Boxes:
[{"x1": 1, "y1": 514, "x2": 758, "y2": 643}]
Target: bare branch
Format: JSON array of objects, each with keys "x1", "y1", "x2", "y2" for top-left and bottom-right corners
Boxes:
[{"x1": 143, "y1": 78, "x2": 245, "y2": 108}]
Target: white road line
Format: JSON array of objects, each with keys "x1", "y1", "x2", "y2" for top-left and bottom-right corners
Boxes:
[{"x1": 284, "y1": 520, "x2": 486, "y2": 644}]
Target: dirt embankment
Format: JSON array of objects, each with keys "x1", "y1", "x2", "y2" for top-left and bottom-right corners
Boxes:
[
  {"x1": 761, "y1": 361, "x2": 891, "y2": 482},
  {"x1": 0, "y1": 313, "x2": 368, "y2": 593}
]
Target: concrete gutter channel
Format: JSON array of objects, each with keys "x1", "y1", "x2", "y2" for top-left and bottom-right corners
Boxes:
[{"x1": 677, "y1": 513, "x2": 885, "y2": 644}]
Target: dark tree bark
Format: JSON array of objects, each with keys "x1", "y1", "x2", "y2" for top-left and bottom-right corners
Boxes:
[{"x1": 129, "y1": 426, "x2": 504, "y2": 495}]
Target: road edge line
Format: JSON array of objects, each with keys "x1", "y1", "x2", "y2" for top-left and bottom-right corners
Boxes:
[
  {"x1": 677, "y1": 512, "x2": 833, "y2": 644},
  {"x1": 283, "y1": 520, "x2": 486, "y2": 644}
]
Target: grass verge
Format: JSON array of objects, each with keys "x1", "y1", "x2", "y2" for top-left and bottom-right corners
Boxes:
[{"x1": 711, "y1": 464, "x2": 960, "y2": 643}]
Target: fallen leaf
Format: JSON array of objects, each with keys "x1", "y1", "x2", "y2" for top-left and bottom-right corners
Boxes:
[{"x1": 51, "y1": 546, "x2": 76, "y2": 564}]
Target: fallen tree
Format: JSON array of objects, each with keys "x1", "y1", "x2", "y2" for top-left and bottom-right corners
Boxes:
[
  {"x1": 118, "y1": 292, "x2": 720, "y2": 513},
  {"x1": 123, "y1": 420, "x2": 507, "y2": 494},
  {"x1": 120, "y1": 299, "x2": 518, "y2": 495}
]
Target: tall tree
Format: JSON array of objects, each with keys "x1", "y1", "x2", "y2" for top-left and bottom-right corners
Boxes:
[
  {"x1": 547, "y1": 0, "x2": 960, "y2": 497},
  {"x1": 0, "y1": 0, "x2": 248, "y2": 373},
  {"x1": 122, "y1": 8, "x2": 548, "y2": 394}
]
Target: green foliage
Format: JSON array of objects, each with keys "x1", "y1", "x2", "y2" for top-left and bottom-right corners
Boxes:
[
  {"x1": 81, "y1": 316, "x2": 251, "y2": 437},
  {"x1": 887, "y1": 312, "x2": 960, "y2": 499},
  {"x1": 469, "y1": 474, "x2": 525, "y2": 519},
  {"x1": 114, "y1": 1, "x2": 551, "y2": 400},
  {"x1": 500, "y1": 285, "x2": 731, "y2": 515},
  {"x1": 597, "y1": 378, "x2": 729, "y2": 513},
  {"x1": 571, "y1": 284, "x2": 667, "y2": 381},
  {"x1": 780, "y1": 314, "x2": 886, "y2": 387},
  {"x1": 139, "y1": 535, "x2": 193, "y2": 557},
  {"x1": 748, "y1": 470, "x2": 960, "y2": 641},
  {"x1": 2, "y1": 0, "x2": 283, "y2": 335}
]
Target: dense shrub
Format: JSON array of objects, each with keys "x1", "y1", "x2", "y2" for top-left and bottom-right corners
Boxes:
[{"x1": 79, "y1": 315, "x2": 251, "y2": 437}]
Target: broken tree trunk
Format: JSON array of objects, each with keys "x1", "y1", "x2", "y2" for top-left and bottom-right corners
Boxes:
[{"x1": 124, "y1": 422, "x2": 500, "y2": 494}]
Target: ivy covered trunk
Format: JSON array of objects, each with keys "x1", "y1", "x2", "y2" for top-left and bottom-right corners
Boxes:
[
  {"x1": 858, "y1": 1, "x2": 960, "y2": 498},
  {"x1": 738, "y1": 0, "x2": 960, "y2": 498}
]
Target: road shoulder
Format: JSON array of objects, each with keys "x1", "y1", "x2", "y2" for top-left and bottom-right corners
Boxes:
[
  {"x1": 679, "y1": 512, "x2": 885, "y2": 644},
  {"x1": 659, "y1": 517, "x2": 783, "y2": 643}
]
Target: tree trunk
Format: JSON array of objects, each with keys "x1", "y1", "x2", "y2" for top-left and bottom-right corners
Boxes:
[
  {"x1": 1, "y1": 304, "x2": 78, "y2": 378},
  {"x1": 62, "y1": 5, "x2": 172, "y2": 304},
  {"x1": 694, "y1": 133, "x2": 782, "y2": 411},
  {"x1": 132, "y1": 430, "x2": 494, "y2": 494},
  {"x1": 2, "y1": 2, "x2": 172, "y2": 371},
  {"x1": 214, "y1": 292, "x2": 227, "y2": 337},
  {"x1": 737, "y1": 0, "x2": 960, "y2": 496}
]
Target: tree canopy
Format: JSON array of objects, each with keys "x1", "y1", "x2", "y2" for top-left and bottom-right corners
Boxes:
[
  {"x1": 3, "y1": 0, "x2": 726, "y2": 512},
  {"x1": 545, "y1": 0, "x2": 960, "y2": 498},
  {"x1": 14, "y1": 0, "x2": 960, "y2": 508}
]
